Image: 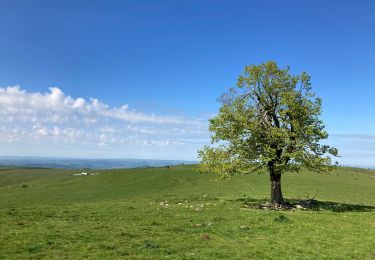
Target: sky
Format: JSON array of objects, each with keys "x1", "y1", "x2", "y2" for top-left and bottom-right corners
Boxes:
[{"x1": 0, "y1": 0, "x2": 374, "y2": 165}]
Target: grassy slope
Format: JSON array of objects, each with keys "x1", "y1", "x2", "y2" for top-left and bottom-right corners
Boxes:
[{"x1": 0, "y1": 165, "x2": 374, "y2": 259}]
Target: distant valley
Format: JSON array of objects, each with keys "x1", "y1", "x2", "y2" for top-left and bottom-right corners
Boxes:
[{"x1": 0, "y1": 156, "x2": 196, "y2": 169}]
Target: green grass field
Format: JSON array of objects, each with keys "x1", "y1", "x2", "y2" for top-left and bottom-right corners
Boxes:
[{"x1": 0, "y1": 165, "x2": 374, "y2": 259}]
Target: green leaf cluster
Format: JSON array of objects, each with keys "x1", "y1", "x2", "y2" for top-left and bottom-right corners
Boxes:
[{"x1": 198, "y1": 61, "x2": 338, "y2": 178}]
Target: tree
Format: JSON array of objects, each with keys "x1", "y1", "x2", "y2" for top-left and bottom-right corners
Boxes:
[{"x1": 198, "y1": 61, "x2": 338, "y2": 207}]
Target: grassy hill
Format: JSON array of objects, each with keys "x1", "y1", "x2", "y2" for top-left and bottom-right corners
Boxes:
[{"x1": 0, "y1": 165, "x2": 374, "y2": 259}]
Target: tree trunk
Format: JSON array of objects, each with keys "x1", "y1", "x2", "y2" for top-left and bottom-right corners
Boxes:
[{"x1": 270, "y1": 172, "x2": 284, "y2": 207}]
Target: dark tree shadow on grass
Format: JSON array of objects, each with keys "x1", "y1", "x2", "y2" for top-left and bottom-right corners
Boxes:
[{"x1": 236, "y1": 198, "x2": 375, "y2": 212}]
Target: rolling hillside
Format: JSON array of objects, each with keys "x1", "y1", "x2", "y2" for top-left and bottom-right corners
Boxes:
[{"x1": 0, "y1": 165, "x2": 374, "y2": 259}]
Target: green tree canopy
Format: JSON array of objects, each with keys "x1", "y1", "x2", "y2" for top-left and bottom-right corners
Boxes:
[{"x1": 198, "y1": 61, "x2": 338, "y2": 206}]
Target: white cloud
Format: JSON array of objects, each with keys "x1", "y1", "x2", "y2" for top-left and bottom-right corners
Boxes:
[
  {"x1": 0, "y1": 86, "x2": 210, "y2": 160},
  {"x1": 326, "y1": 134, "x2": 375, "y2": 168},
  {"x1": 333, "y1": 134, "x2": 375, "y2": 141}
]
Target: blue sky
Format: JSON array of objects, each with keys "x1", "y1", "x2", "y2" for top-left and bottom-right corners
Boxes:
[{"x1": 0, "y1": 1, "x2": 374, "y2": 165}]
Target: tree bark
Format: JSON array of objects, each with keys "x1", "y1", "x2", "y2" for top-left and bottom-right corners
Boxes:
[{"x1": 270, "y1": 172, "x2": 284, "y2": 207}]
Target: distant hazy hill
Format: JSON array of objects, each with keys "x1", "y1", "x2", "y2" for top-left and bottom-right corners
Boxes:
[{"x1": 0, "y1": 156, "x2": 196, "y2": 169}]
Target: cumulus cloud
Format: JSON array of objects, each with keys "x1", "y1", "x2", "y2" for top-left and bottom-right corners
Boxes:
[{"x1": 0, "y1": 86, "x2": 210, "y2": 159}]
